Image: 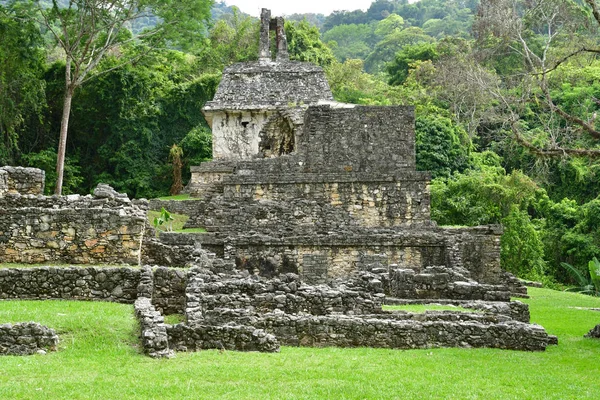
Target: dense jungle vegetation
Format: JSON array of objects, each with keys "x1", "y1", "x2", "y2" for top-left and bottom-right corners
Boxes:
[{"x1": 1, "y1": 0, "x2": 599, "y2": 287}]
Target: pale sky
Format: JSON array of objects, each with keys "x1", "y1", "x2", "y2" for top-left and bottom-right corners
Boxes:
[{"x1": 224, "y1": 0, "x2": 374, "y2": 16}]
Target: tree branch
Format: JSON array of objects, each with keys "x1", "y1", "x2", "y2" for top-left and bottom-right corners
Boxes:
[
  {"x1": 508, "y1": 117, "x2": 600, "y2": 158},
  {"x1": 585, "y1": 0, "x2": 600, "y2": 26}
]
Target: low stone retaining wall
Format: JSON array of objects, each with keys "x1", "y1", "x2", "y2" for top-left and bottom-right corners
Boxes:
[
  {"x1": 134, "y1": 297, "x2": 173, "y2": 358},
  {"x1": 205, "y1": 310, "x2": 556, "y2": 351},
  {"x1": 0, "y1": 266, "x2": 190, "y2": 314},
  {"x1": 151, "y1": 267, "x2": 188, "y2": 315},
  {"x1": 182, "y1": 269, "x2": 555, "y2": 352},
  {"x1": 185, "y1": 272, "x2": 384, "y2": 319},
  {"x1": 384, "y1": 298, "x2": 531, "y2": 323},
  {"x1": 388, "y1": 268, "x2": 511, "y2": 301},
  {"x1": 0, "y1": 322, "x2": 59, "y2": 356},
  {"x1": 167, "y1": 323, "x2": 279, "y2": 353},
  {"x1": 148, "y1": 199, "x2": 204, "y2": 217},
  {"x1": 0, "y1": 267, "x2": 141, "y2": 303}
]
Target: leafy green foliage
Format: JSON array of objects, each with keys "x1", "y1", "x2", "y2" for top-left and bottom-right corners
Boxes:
[
  {"x1": 415, "y1": 111, "x2": 471, "y2": 178},
  {"x1": 285, "y1": 20, "x2": 335, "y2": 67},
  {"x1": 196, "y1": 8, "x2": 259, "y2": 72},
  {"x1": 152, "y1": 207, "x2": 175, "y2": 233},
  {"x1": 21, "y1": 148, "x2": 83, "y2": 195},
  {"x1": 560, "y1": 260, "x2": 599, "y2": 296},
  {"x1": 540, "y1": 196, "x2": 600, "y2": 283},
  {"x1": 431, "y1": 161, "x2": 550, "y2": 276},
  {"x1": 36, "y1": 50, "x2": 219, "y2": 198},
  {"x1": 388, "y1": 43, "x2": 438, "y2": 85},
  {"x1": 0, "y1": 2, "x2": 46, "y2": 164},
  {"x1": 365, "y1": 26, "x2": 435, "y2": 73},
  {"x1": 501, "y1": 206, "x2": 547, "y2": 278},
  {"x1": 323, "y1": 23, "x2": 378, "y2": 62},
  {"x1": 589, "y1": 257, "x2": 600, "y2": 293}
]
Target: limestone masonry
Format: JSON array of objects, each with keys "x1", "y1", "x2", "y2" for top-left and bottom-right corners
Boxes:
[{"x1": 1, "y1": 9, "x2": 557, "y2": 357}]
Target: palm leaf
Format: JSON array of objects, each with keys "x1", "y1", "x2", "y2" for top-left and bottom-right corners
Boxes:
[
  {"x1": 588, "y1": 257, "x2": 600, "y2": 294},
  {"x1": 560, "y1": 262, "x2": 589, "y2": 287}
]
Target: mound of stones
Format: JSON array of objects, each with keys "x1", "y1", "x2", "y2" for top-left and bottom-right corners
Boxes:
[
  {"x1": 0, "y1": 322, "x2": 59, "y2": 356},
  {"x1": 585, "y1": 323, "x2": 600, "y2": 339}
]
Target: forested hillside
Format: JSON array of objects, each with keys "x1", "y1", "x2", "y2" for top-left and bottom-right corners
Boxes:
[{"x1": 1, "y1": 0, "x2": 599, "y2": 287}]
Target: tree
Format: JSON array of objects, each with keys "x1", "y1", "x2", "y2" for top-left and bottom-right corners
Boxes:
[
  {"x1": 0, "y1": 2, "x2": 46, "y2": 164},
  {"x1": 322, "y1": 23, "x2": 378, "y2": 62},
  {"x1": 387, "y1": 42, "x2": 438, "y2": 85},
  {"x1": 365, "y1": 27, "x2": 434, "y2": 73},
  {"x1": 474, "y1": 0, "x2": 600, "y2": 158},
  {"x1": 197, "y1": 6, "x2": 259, "y2": 72},
  {"x1": 415, "y1": 111, "x2": 472, "y2": 178},
  {"x1": 285, "y1": 20, "x2": 335, "y2": 67},
  {"x1": 31, "y1": 0, "x2": 212, "y2": 194},
  {"x1": 169, "y1": 144, "x2": 183, "y2": 195}
]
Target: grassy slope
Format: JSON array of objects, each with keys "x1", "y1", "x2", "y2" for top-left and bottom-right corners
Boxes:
[
  {"x1": 0, "y1": 288, "x2": 599, "y2": 399},
  {"x1": 147, "y1": 211, "x2": 206, "y2": 233}
]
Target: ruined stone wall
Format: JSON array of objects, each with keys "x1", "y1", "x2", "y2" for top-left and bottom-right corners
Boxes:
[
  {"x1": 0, "y1": 267, "x2": 141, "y2": 302},
  {"x1": 586, "y1": 323, "x2": 600, "y2": 338},
  {"x1": 388, "y1": 267, "x2": 511, "y2": 301},
  {"x1": 180, "y1": 268, "x2": 555, "y2": 352},
  {"x1": 148, "y1": 199, "x2": 204, "y2": 217},
  {"x1": 134, "y1": 297, "x2": 173, "y2": 358},
  {"x1": 167, "y1": 323, "x2": 279, "y2": 353},
  {"x1": 186, "y1": 273, "x2": 384, "y2": 318},
  {"x1": 0, "y1": 323, "x2": 59, "y2": 356},
  {"x1": 0, "y1": 266, "x2": 191, "y2": 313},
  {"x1": 238, "y1": 312, "x2": 555, "y2": 351},
  {"x1": 151, "y1": 267, "x2": 188, "y2": 315},
  {"x1": 0, "y1": 194, "x2": 147, "y2": 265},
  {"x1": 0, "y1": 166, "x2": 45, "y2": 195},
  {"x1": 142, "y1": 232, "x2": 226, "y2": 266},
  {"x1": 444, "y1": 226, "x2": 504, "y2": 285},
  {"x1": 232, "y1": 238, "x2": 445, "y2": 282},
  {"x1": 185, "y1": 160, "x2": 236, "y2": 198},
  {"x1": 384, "y1": 298, "x2": 531, "y2": 323},
  {"x1": 298, "y1": 106, "x2": 416, "y2": 172},
  {"x1": 219, "y1": 226, "x2": 504, "y2": 287},
  {"x1": 0, "y1": 169, "x2": 6, "y2": 196}
]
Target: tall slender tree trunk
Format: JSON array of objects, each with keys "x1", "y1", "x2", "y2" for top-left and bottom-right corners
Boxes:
[{"x1": 55, "y1": 60, "x2": 74, "y2": 195}]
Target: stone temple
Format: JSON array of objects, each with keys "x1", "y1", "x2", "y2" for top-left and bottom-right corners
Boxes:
[
  {"x1": 185, "y1": 9, "x2": 521, "y2": 294},
  {"x1": 0, "y1": 9, "x2": 558, "y2": 357}
]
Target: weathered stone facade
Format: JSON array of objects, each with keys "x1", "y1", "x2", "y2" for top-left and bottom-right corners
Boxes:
[{"x1": 0, "y1": 322, "x2": 59, "y2": 356}]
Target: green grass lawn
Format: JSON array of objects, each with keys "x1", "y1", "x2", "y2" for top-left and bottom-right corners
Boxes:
[
  {"x1": 157, "y1": 194, "x2": 194, "y2": 201},
  {"x1": 147, "y1": 211, "x2": 206, "y2": 233},
  {"x1": 1, "y1": 288, "x2": 599, "y2": 399}
]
